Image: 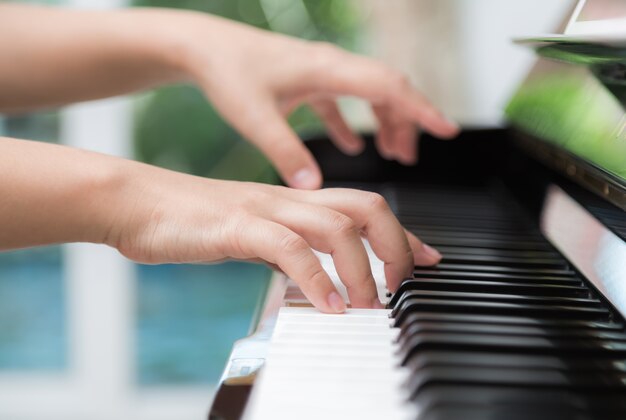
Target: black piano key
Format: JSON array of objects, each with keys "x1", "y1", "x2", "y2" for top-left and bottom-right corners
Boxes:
[
  {"x1": 407, "y1": 366, "x2": 626, "y2": 397},
  {"x1": 433, "y1": 245, "x2": 561, "y2": 259},
  {"x1": 406, "y1": 227, "x2": 545, "y2": 243},
  {"x1": 398, "y1": 333, "x2": 626, "y2": 366},
  {"x1": 395, "y1": 289, "x2": 601, "y2": 307},
  {"x1": 397, "y1": 322, "x2": 626, "y2": 348},
  {"x1": 406, "y1": 350, "x2": 626, "y2": 373},
  {"x1": 440, "y1": 253, "x2": 568, "y2": 269},
  {"x1": 391, "y1": 299, "x2": 610, "y2": 326},
  {"x1": 414, "y1": 230, "x2": 553, "y2": 251},
  {"x1": 418, "y1": 263, "x2": 576, "y2": 276},
  {"x1": 406, "y1": 223, "x2": 540, "y2": 237},
  {"x1": 402, "y1": 218, "x2": 536, "y2": 234},
  {"x1": 411, "y1": 270, "x2": 580, "y2": 285},
  {"x1": 388, "y1": 280, "x2": 589, "y2": 308},
  {"x1": 390, "y1": 290, "x2": 600, "y2": 312},
  {"x1": 414, "y1": 386, "x2": 626, "y2": 420},
  {"x1": 394, "y1": 312, "x2": 624, "y2": 331},
  {"x1": 419, "y1": 405, "x2": 586, "y2": 420}
]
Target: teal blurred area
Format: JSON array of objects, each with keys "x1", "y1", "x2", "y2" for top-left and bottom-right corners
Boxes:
[
  {"x1": 0, "y1": 247, "x2": 66, "y2": 371},
  {"x1": 0, "y1": 246, "x2": 270, "y2": 385},
  {"x1": 135, "y1": 262, "x2": 271, "y2": 385}
]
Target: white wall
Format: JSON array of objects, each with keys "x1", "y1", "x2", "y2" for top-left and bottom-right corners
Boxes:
[{"x1": 361, "y1": 0, "x2": 574, "y2": 126}]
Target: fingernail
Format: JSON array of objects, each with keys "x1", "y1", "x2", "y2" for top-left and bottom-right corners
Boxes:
[
  {"x1": 422, "y1": 243, "x2": 442, "y2": 260},
  {"x1": 444, "y1": 114, "x2": 461, "y2": 132},
  {"x1": 291, "y1": 168, "x2": 320, "y2": 190},
  {"x1": 345, "y1": 143, "x2": 365, "y2": 156},
  {"x1": 380, "y1": 149, "x2": 394, "y2": 160},
  {"x1": 372, "y1": 298, "x2": 385, "y2": 309},
  {"x1": 398, "y1": 154, "x2": 417, "y2": 166},
  {"x1": 327, "y1": 291, "x2": 346, "y2": 313}
]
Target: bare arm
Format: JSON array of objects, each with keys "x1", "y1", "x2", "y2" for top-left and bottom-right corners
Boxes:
[
  {"x1": 0, "y1": 136, "x2": 440, "y2": 312},
  {"x1": 0, "y1": 4, "x2": 458, "y2": 188},
  {"x1": 0, "y1": 4, "x2": 192, "y2": 111},
  {"x1": 0, "y1": 136, "x2": 126, "y2": 248}
]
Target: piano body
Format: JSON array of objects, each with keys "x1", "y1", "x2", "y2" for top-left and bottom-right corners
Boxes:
[{"x1": 209, "y1": 5, "x2": 626, "y2": 420}]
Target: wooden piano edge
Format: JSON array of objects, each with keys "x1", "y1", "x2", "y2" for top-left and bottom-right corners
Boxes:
[{"x1": 208, "y1": 273, "x2": 291, "y2": 420}]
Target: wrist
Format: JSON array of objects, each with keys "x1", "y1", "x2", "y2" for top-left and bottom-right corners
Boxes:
[{"x1": 124, "y1": 9, "x2": 218, "y2": 85}]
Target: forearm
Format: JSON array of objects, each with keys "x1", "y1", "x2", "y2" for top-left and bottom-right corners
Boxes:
[
  {"x1": 0, "y1": 137, "x2": 131, "y2": 249},
  {"x1": 0, "y1": 4, "x2": 222, "y2": 112}
]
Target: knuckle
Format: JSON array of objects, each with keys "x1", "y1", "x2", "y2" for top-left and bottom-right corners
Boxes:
[
  {"x1": 306, "y1": 267, "x2": 329, "y2": 288},
  {"x1": 327, "y1": 212, "x2": 357, "y2": 238},
  {"x1": 240, "y1": 189, "x2": 271, "y2": 210},
  {"x1": 364, "y1": 192, "x2": 390, "y2": 213},
  {"x1": 313, "y1": 102, "x2": 334, "y2": 119},
  {"x1": 388, "y1": 70, "x2": 409, "y2": 88},
  {"x1": 278, "y1": 232, "x2": 309, "y2": 256},
  {"x1": 309, "y1": 42, "x2": 342, "y2": 75}
]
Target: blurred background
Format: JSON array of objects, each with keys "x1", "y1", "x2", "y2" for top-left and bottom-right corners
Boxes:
[{"x1": 0, "y1": 0, "x2": 573, "y2": 419}]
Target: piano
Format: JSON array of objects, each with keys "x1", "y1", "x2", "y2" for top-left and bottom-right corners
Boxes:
[{"x1": 209, "y1": 2, "x2": 626, "y2": 419}]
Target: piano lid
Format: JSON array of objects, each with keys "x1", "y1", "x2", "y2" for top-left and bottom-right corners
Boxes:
[{"x1": 505, "y1": 0, "x2": 626, "y2": 209}]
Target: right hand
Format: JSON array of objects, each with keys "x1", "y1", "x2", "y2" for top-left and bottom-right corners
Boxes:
[
  {"x1": 108, "y1": 164, "x2": 442, "y2": 313},
  {"x1": 171, "y1": 12, "x2": 459, "y2": 189}
]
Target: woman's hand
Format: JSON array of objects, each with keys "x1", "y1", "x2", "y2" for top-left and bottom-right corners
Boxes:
[
  {"x1": 173, "y1": 14, "x2": 459, "y2": 189},
  {"x1": 0, "y1": 5, "x2": 458, "y2": 189},
  {"x1": 108, "y1": 163, "x2": 441, "y2": 313},
  {"x1": 0, "y1": 138, "x2": 440, "y2": 313}
]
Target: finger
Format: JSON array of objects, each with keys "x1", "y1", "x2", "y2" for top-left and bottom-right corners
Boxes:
[
  {"x1": 216, "y1": 92, "x2": 322, "y2": 190},
  {"x1": 404, "y1": 228, "x2": 442, "y2": 266},
  {"x1": 233, "y1": 217, "x2": 345, "y2": 313},
  {"x1": 393, "y1": 121, "x2": 418, "y2": 165},
  {"x1": 372, "y1": 105, "x2": 396, "y2": 160},
  {"x1": 308, "y1": 48, "x2": 459, "y2": 138},
  {"x1": 397, "y1": 88, "x2": 459, "y2": 139},
  {"x1": 286, "y1": 188, "x2": 414, "y2": 292},
  {"x1": 310, "y1": 99, "x2": 364, "y2": 156},
  {"x1": 374, "y1": 104, "x2": 418, "y2": 165},
  {"x1": 268, "y1": 199, "x2": 381, "y2": 308}
]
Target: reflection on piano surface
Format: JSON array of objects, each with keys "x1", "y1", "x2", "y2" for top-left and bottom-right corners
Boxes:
[{"x1": 210, "y1": 3, "x2": 626, "y2": 419}]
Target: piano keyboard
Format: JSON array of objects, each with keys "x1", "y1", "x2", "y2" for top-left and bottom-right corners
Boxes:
[{"x1": 243, "y1": 183, "x2": 626, "y2": 420}]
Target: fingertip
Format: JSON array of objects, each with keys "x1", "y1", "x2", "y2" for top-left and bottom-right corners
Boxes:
[
  {"x1": 439, "y1": 123, "x2": 461, "y2": 140},
  {"x1": 372, "y1": 298, "x2": 385, "y2": 309},
  {"x1": 327, "y1": 291, "x2": 347, "y2": 313},
  {"x1": 289, "y1": 167, "x2": 323, "y2": 190},
  {"x1": 423, "y1": 243, "x2": 442, "y2": 259},
  {"x1": 396, "y1": 153, "x2": 418, "y2": 166},
  {"x1": 431, "y1": 115, "x2": 461, "y2": 139},
  {"x1": 414, "y1": 243, "x2": 442, "y2": 266},
  {"x1": 343, "y1": 139, "x2": 365, "y2": 156}
]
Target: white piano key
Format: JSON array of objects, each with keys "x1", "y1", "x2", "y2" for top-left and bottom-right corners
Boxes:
[
  {"x1": 243, "y1": 307, "x2": 416, "y2": 420},
  {"x1": 313, "y1": 239, "x2": 389, "y2": 305}
]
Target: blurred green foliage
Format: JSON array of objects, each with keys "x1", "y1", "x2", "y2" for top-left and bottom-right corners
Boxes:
[
  {"x1": 133, "y1": 0, "x2": 362, "y2": 182},
  {"x1": 506, "y1": 73, "x2": 626, "y2": 180}
]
